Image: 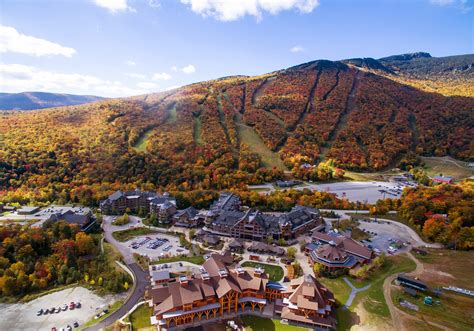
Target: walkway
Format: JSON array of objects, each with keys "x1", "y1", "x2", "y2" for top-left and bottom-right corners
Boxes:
[{"x1": 343, "y1": 277, "x2": 371, "y2": 307}]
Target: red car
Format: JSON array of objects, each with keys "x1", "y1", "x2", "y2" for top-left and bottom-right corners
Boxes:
[{"x1": 69, "y1": 302, "x2": 75, "y2": 310}]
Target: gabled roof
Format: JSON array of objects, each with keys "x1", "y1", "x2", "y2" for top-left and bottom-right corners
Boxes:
[
  {"x1": 174, "y1": 206, "x2": 199, "y2": 219},
  {"x1": 312, "y1": 231, "x2": 371, "y2": 260},
  {"x1": 287, "y1": 274, "x2": 334, "y2": 311}
]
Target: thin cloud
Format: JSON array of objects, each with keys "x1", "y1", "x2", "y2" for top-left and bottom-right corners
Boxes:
[
  {"x1": 125, "y1": 73, "x2": 146, "y2": 79},
  {"x1": 429, "y1": 0, "x2": 471, "y2": 11},
  {"x1": 182, "y1": 64, "x2": 196, "y2": 74},
  {"x1": 0, "y1": 63, "x2": 145, "y2": 97},
  {"x1": 290, "y1": 45, "x2": 304, "y2": 53},
  {"x1": 152, "y1": 72, "x2": 172, "y2": 80},
  {"x1": 126, "y1": 60, "x2": 137, "y2": 66},
  {"x1": 0, "y1": 25, "x2": 76, "y2": 57},
  {"x1": 136, "y1": 82, "x2": 159, "y2": 89},
  {"x1": 180, "y1": 0, "x2": 320, "y2": 21},
  {"x1": 93, "y1": 0, "x2": 135, "y2": 13}
]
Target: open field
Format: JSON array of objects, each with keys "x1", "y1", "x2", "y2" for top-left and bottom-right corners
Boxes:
[
  {"x1": 393, "y1": 288, "x2": 474, "y2": 330},
  {"x1": 241, "y1": 261, "x2": 284, "y2": 282},
  {"x1": 412, "y1": 248, "x2": 474, "y2": 290},
  {"x1": 241, "y1": 315, "x2": 308, "y2": 331},
  {"x1": 111, "y1": 228, "x2": 158, "y2": 242},
  {"x1": 352, "y1": 254, "x2": 416, "y2": 317},
  {"x1": 420, "y1": 156, "x2": 473, "y2": 179},
  {"x1": 234, "y1": 114, "x2": 287, "y2": 170}
]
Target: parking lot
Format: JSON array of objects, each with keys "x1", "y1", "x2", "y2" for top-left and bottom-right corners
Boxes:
[
  {"x1": 0, "y1": 287, "x2": 116, "y2": 331},
  {"x1": 119, "y1": 233, "x2": 190, "y2": 261},
  {"x1": 358, "y1": 219, "x2": 414, "y2": 254}
]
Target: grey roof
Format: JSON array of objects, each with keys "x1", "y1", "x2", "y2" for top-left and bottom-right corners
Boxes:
[
  {"x1": 151, "y1": 270, "x2": 170, "y2": 282},
  {"x1": 109, "y1": 190, "x2": 125, "y2": 201},
  {"x1": 210, "y1": 192, "x2": 240, "y2": 213},
  {"x1": 175, "y1": 206, "x2": 199, "y2": 218},
  {"x1": 213, "y1": 210, "x2": 245, "y2": 227}
]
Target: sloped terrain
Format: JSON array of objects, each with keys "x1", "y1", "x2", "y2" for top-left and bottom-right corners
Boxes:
[{"x1": 0, "y1": 53, "x2": 473, "y2": 202}]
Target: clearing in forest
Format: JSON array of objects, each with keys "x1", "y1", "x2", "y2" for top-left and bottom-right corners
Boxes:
[{"x1": 234, "y1": 114, "x2": 287, "y2": 170}]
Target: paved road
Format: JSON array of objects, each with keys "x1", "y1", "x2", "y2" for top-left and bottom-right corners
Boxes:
[{"x1": 84, "y1": 217, "x2": 150, "y2": 331}]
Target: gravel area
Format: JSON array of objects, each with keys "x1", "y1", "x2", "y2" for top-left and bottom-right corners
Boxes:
[{"x1": 0, "y1": 287, "x2": 118, "y2": 331}]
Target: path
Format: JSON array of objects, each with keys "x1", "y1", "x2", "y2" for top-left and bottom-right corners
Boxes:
[
  {"x1": 383, "y1": 253, "x2": 453, "y2": 331},
  {"x1": 343, "y1": 277, "x2": 371, "y2": 307}
]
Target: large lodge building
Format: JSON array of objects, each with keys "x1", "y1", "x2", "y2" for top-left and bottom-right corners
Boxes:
[
  {"x1": 101, "y1": 191, "x2": 324, "y2": 240},
  {"x1": 149, "y1": 252, "x2": 336, "y2": 330}
]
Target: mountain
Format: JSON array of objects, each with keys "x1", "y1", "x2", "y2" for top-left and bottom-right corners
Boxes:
[
  {"x1": 343, "y1": 53, "x2": 474, "y2": 97},
  {"x1": 0, "y1": 92, "x2": 105, "y2": 110},
  {"x1": 0, "y1": 53, "x2": 472, "y2": 203}
]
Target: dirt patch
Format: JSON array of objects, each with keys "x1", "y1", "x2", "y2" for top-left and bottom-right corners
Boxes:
[{"x1": 351, "y1": 301, "x2": 393, "y2": 331}]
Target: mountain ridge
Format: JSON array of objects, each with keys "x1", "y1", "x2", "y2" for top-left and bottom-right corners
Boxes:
[
  {"x1": 0, "y1": 52, "x2": 472, "y2": 202},
  {"x1": 0, "y1": 91, "x2": 105, "y2": 110}
]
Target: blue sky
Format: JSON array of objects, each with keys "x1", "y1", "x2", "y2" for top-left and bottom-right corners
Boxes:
[{"x1": 1, "y1": 0, "x2": 472, "y2": 97}]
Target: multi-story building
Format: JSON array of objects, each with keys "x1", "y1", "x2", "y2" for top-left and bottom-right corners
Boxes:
[
  {"x1": 100, "y1": 190, "x2": 176, "y2": 216},
  {"x1": 149, "y1": 251, "x2": 336, "y2": 330},
  {"x1": 206, "y1": 204, "x2": 324, "y2": 240},
  {"x1": 275, "y1": 274, "x2": 336, "y2": 328}
]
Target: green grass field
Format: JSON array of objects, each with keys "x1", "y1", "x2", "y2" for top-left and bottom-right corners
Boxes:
[
  {"x1": 420, "y1": 156, "x2": 473, "y2": 179},
  {"x1": 241, "y1": 315, "x2": 308, "y2": 331},
  {"x1": 111, "y1": 227, "x2": 158, "y2": 242},
  {"x1": 352, "y1": 254, "x2": 416, "y2": 317},
  {"x1": 234, "y1": 114, "x2": 286, "y2": 171},
  {"x1": 79, "y1": 300, "x2": 124, "y2": 330},
  {"x1": 319, "y1": 277, "x2": 352, "y2": 305},
  {"x1": 241, "y1": 261, "x2": 284, "y2": 281},
  {"x1": 129, "y1": 304, "x2": 153, "y2": 330},
  {"x1": 132, "y1": 129, "x2": 155, "y2": 152}
]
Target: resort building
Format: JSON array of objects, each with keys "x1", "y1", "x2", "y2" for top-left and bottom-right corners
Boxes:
[
  {"x1": 275, "y1": 275, "x2": 336, "y2": 329},
  {"x1": 307, "y1": 231, "x2": 372, "y2": 270},
  {"x1": 206, "y1": 203, "x2": 323, "y2": 240},
  {"x1": 432, "y1": 175, "x2": 454, "y2": 184},
  {"x1": 46, "y1": 206, "x2": 96, "y2": 232},
  {"x1": 149, "y1": 252, "x2": 336, "y2": 330},
  {"x1": 100, "y1": 190, "x2": 176, "y2": 215},
  {"x1": 172, "y1": 206, "x2": 205, "y2": 228}
]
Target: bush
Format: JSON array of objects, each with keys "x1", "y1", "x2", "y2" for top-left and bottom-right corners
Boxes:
[{"x1": 112, "y1": 213, "x2": 130, "y2": 226}]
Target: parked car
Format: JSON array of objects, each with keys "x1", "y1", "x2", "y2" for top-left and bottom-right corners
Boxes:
[
  {"x1": 69, "y1": 302, "x2": 75, "y2": 310},
  {"x1": 103, "y1": 308, "x2": 109, "y2": 314},
  {"x1": 62, "y1": 304, "x2": 68, "y2": 311},
  {"x1": 51, "y1": 328, "x2": 57, "y2": 331},
  {"x1": 73, "y1": 322, "x2": 79, "y2": 328},
  {"x1": 56, "y1": 307, "x2": 61, "y2": 313},
  {"x1": 66, "y1": 325, "x2": 72, "y2": 331},
  {"x1": 36, "y1": 309, "x2": 43, "y2": 316},
  {"x1": 75, "y1": 302, "x2": 81, "y2": 309}
]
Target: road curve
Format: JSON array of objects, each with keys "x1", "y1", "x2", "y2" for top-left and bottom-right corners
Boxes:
[{"x1": 84, "y1": 218, "x2": 149, "y2": 331}]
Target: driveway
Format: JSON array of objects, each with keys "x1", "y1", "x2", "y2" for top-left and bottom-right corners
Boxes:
[{"x1": 84, "y1": 263, "x2": 148, "y2": 331}]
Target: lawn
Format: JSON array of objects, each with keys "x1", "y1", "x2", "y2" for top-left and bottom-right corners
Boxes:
[
  {"x1": 111, "y1": 227, "x2": 158, "y2": 242},
  {"x1": 420, "y1": 156, "x2": 473, "y2": 180},
  {"x1": 352, "y1": 254, "x2": 416, "y2": 317},
  {"x1": 129, "y1": 304, "x2": 153, "y2": 331},
  {"x1": 241, "y1": 261, "x2": 284, "y2": 282},
  {"x1": 241, "y1": 315, "x2": 307, "y2": 331},
  {"x1": 319, "y1": 277, "x2": 352, "y2": 305},
  {"x1": 234, "y1": 113, "x2": 287, "y2": 171},
  {"x1": 392, "y1": 288, "x2": 474, "y2": 331},
  {"x1": 151, "y1": 255, "x2": 205, "y2": 265}
]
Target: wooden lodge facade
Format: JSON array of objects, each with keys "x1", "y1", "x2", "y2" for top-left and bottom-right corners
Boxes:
[{"x1": 149, "y1": 252, "x2": 336, "y2": 330}]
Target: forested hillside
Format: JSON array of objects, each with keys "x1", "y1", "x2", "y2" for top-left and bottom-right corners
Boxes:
[
  {"x1": 0, "y1": 54, "x2": 473, "y2": 204},
  {"x1": 0, "y1": 92, "x2": 104, "y2": 110}
]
